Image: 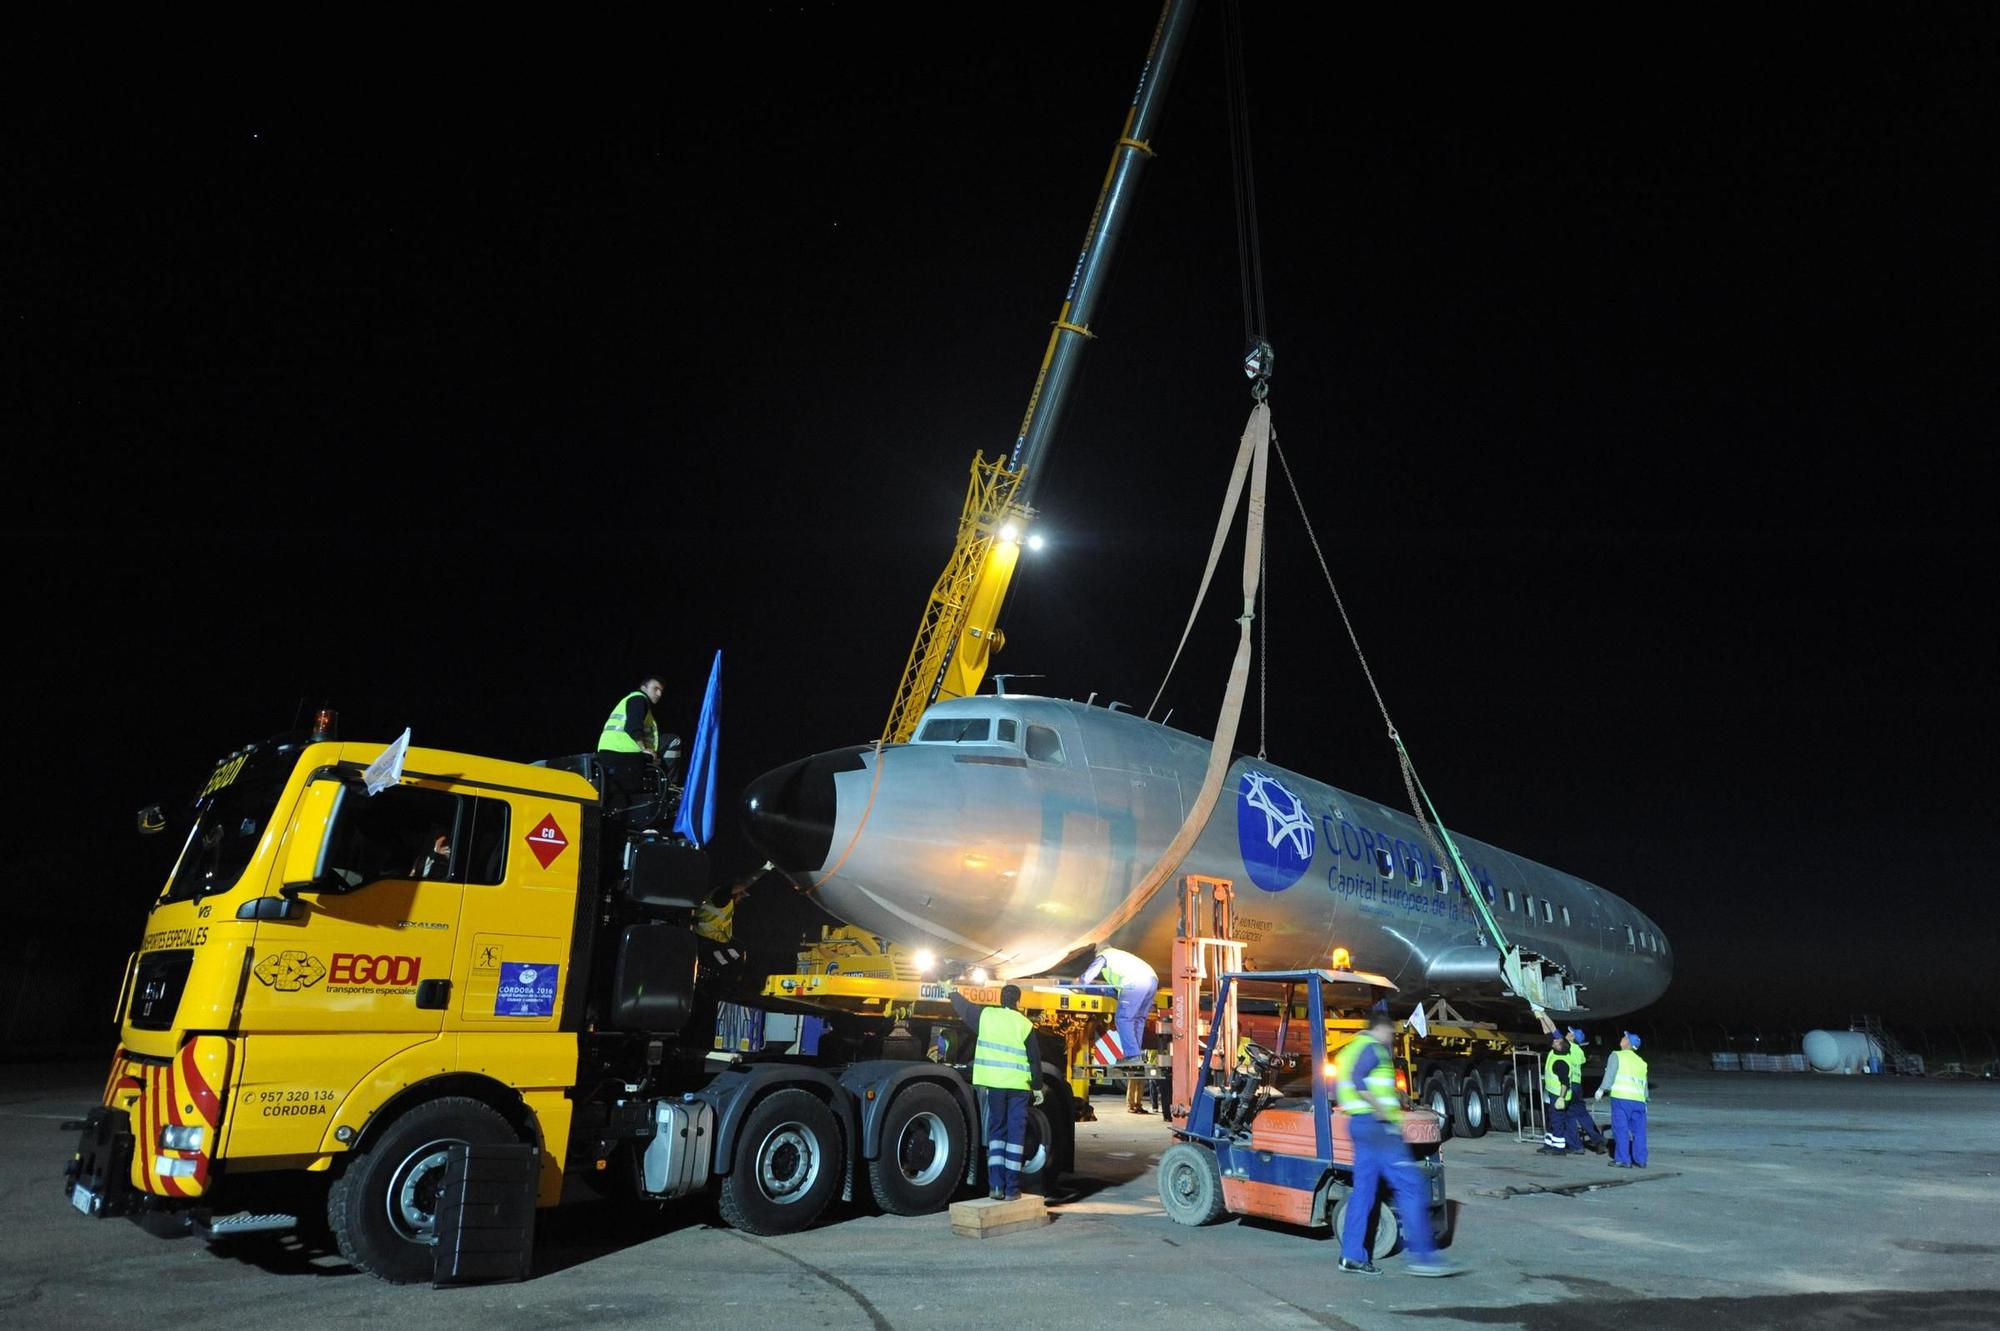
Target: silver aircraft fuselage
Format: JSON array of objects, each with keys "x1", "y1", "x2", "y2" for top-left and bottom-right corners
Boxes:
[{"x1": 743, "y1": 696, "x2": 1671, "y2": 1018}]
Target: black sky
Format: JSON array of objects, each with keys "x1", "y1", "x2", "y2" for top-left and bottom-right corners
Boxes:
[{"x1": 7, "y1": 5, "x2": 1997, "y2": 1037}]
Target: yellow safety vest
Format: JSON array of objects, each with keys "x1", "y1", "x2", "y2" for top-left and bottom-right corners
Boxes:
[
  {"x1": 973, "y1": 1007, "x2": 1035, "y2": 1090},
  {"x1": 1331, "y1": 1034, "x2": 1401, "y2": 1124},
  {"x1": 1095, "y1": 947, "x2": 1146, "y2": 988},
  {"x1": 1610, "y1": 1050, "x2": 1649, "y2": 1102},
  {"x1": 1562, "y1": 1044, "x2": 1586, "y2": 1092},
  {"x1": 1543, "y1": 1048, "x2": 1572, "y2": 1105},
  {"x1": 600, "y1": 690, "x2": 658, "y2": 754},
  {"x1": 693, "y1": 897, "x2": 736, "y2": 943}
]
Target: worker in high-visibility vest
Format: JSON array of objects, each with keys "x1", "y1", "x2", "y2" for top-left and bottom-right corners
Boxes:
[
  {"x1": 597, "y1": 677, "x2": 668, "y2": 822},
  {"x1": 1332, "y1": 1006, "x2": 1460, "y2": 1278},
  {"x1": 1536, "y1": 1028, "x2": 1577, "y2": 1155},
  {"x1": 694, "y1": 873, "x2": 755, "y2": 971},
  {"x1": 1593, "y1": 1031, "x2": 1650, "y2": 1168},
  {"x1": 1077, "y1": 946, "x2": 1157, "y2": 1065},
  {"x1": 950, "y1": 983, "x2": 1043, "y2": 1200},
  {"x1": 1560, "y1": 1028, "x2": 1607, "y2": 1155}
]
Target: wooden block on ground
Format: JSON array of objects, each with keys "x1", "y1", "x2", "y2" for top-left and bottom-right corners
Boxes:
[{"x1": 948, "y1": 1194, "x2": 1049, "y2": 1238}]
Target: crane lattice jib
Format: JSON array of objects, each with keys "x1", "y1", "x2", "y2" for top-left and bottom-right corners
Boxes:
[{"x1": 883, "y1": 453, "x2": 1028, "y2": 744}]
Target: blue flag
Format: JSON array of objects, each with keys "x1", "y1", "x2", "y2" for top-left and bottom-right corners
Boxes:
[{"x1": 673, "y1": 649, "x2": 721, "y2": 847}]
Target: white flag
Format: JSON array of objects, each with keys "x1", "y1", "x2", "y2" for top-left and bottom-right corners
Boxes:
[
  {"x1": 1409, "y1": 1003, "x2": 1429, "y2": 1039},
  {"x1": 362, "y1": 727, "x2": 411, "y2": 796}
]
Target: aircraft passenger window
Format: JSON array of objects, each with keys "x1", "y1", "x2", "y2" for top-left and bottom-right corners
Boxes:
[
  {"x1": 918, "y1": 717, "x2": 991, "y2": 743},
  {"x1": 1375, "y1": 849, "x2": 1395, "y2": 878},
  {"x1": 1542, "y1": 900, "x2": 1554, "y2": 923},
  {"x1": 1505, "y1": 890, "x2": 1517, "y2": 913},
  {"x1": 1525, "y1": 895, "x2": 1537, "y2": 920},
  {"x1": 1626, "y1": 925, "x2": 1636, "y2": 947},
  {"x1": 996, "y1": 719, "x2": 1018, "y2": 744},
  {"x1": 1562, "y1": 906, "x2": 1572, "y2": 927},
  {"x1": 1483, "y1": 883, "x2": 1497, "y2": 906},
  {"x1": 1025, "y1": 725, "x2": 1064, "y2": 764}
]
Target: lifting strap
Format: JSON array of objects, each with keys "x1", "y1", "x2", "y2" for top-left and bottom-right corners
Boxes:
[{"x1": 1020, "y1": 402, "x2": 1270, "y2": 972}]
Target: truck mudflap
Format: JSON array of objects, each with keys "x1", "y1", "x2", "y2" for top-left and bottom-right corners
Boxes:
[{"x1": 89, "y1": 1038, "x2": 233, "y2": 1202}]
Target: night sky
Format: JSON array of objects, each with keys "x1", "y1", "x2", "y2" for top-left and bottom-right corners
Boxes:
[{"x1": 8, "y1": 5, "x2": 1996, "y2": 1044}]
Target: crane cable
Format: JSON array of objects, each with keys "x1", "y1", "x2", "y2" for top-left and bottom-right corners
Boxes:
[{"x1": 1270, "y1": 433, "x2": 1516, "y2": 955}]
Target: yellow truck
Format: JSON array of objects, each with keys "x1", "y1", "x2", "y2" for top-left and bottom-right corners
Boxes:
[{"x1": 64, "y1": 721, "x2": 1075, "y2": 1283}]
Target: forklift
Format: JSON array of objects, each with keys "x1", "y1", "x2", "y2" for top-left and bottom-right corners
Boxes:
[{"x1": 1155, "y1": 877, "x2": 1449, "y2": 1258}]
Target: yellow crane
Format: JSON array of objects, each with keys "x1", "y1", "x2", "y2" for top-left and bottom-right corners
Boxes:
[{"x1": 882, "y1": 0, "x2": 1198, "y2": 743}]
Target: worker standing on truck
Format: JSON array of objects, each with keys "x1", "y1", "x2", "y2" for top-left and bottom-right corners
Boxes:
[
  {"x1": 1537, "y1": 1028, "x2": 1577, "y2": 1155},
  {"x1": 598, "y1": 677, "x2": 667, "y2": 820},
  {"x1": 1594, "y1": 1031, "x2": 1650, "y2": 1168},
  {"x1": 1078, "y1": 946, "x2": 1157, "y2": 1065},
  {"x1": 694, "y1": 873, "x2": 756, "y2": 970},
  {"x1": 950, "y1": 983, "x2": 1040, "y2": 1200},
  {"x1": 1333, "y1": 1006, "x2": 1460, "y2": 1278},
  {"x1": 1561, "y1": 1028, "x2": 1607, "y2": 1154}
]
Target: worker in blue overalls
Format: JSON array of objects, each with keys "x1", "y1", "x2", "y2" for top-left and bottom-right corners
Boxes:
[
  {"x1": 1078, "y1": 946, "x2": 1157, "y2": 1064},
  {"x1": 1332, "y1": 1006, "x2": 1461, "y2": 1278},
  {"x1": 1593, "y1": 1031, "x2": 1650, "y2": 1167}
]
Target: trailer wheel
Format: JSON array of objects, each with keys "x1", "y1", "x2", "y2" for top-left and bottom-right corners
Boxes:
[
  {"x1": 1019, "y1": 1104, "x2": 1054, "y2": 1195},
  {"x1": 867, "y1": 1083, "x2": 966, "y2": 1215},
  {"x1": 326, "y1": 1096, "x2": 516, "y2": 1284},
  {"x1": 1158, "y1": 1142, "x2": 1224, "y2": 1226},
  {"x1": 718, "y1": 1089, "x2": 843, "y2": 1236},
  {"x1": 1452, "y1": 1071, "x2": 1491, "y2": 1139},
  {"x1": 1418, "y1": 1071, "x2": 1454, "y2": 1142},
  {"x1": 1496, "y1": 1069, "x2": 1522, "y2": 1130}
]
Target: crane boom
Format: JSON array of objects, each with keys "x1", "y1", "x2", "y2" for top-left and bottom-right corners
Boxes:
[{"x1": 883, "y1": 0, "x2": 1198, "y2": 744}]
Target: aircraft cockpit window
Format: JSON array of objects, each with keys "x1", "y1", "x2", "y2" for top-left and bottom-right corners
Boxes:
[
  {"x1": 1025, "y1": 724, "x2": 1064, "y2": 764},
  {"x1": 997, "y1": 719, "x2": 1018, "y2": 744},
  {"x1": 918, "y1": 717, "x2": 991, "y2": 743}
]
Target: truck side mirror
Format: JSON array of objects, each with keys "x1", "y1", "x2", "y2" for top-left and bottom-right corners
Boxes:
[{"x1": 280, "y1": 778, "x2": 348, "y2": 896}]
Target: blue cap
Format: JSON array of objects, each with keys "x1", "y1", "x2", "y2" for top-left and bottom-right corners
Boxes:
[
  {"x1": 1624, "y1": 1031, "x2": 1642, "y2": 1049},
  {"x1": 1566, "y1": 1027, "x2": 1586, "y2": 1043}
]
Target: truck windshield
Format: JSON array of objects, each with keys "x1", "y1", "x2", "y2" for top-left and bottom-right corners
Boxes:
[{"x1": 159, "y1": 747, "x2": 298, "y2": 904}]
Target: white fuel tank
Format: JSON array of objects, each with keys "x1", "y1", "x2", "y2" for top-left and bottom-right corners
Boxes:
[{"x1": 1802, "y1": 1029, "x2": 1883, "y2": 1074}]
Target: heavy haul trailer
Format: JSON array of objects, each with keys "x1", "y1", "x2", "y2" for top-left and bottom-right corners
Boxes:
[{"x1": 63, "y1": 728, "x2": 1078, "y2": 1284}]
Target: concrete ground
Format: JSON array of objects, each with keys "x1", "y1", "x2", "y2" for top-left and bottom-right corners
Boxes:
[{"x1": 3, "y1": 1063, "x2": 1997, "y2": 1330}]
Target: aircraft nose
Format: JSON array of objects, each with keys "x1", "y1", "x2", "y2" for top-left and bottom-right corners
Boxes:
[{"x1": 741, "y1": 746, "x2": 868, "y2": 874}]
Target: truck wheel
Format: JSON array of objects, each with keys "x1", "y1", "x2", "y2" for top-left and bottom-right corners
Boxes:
[
  {"x1": 1496, "y1": 1070, "x2": 1522, "y2": 1130},
  {"x1": 866, "y1": 1083, "x2": 965, "y2": 1215},
  {"x1": 326, "y1": 1096, "x2": 516, "y2": 1284},
  {"x1": 1418, "y1": 1071, "x2": 1454, "y2": 1142},
  {"x1": 1019, "y1": 1104, "x2": 1054, "y2": 1195},
  {"x1": 718, "y1": 1089, "x2": 843, "y2": 1235},
  {"x1": 1157, "y1": 1142, "x2": 1224, "y2": 1226},
  {"x1": 1452, "y1": 1071, "x2": 1491, "y2": 1139},
  {"x1": 1328, "y1": 1183, "x2": 1401, "y2": 1259}
]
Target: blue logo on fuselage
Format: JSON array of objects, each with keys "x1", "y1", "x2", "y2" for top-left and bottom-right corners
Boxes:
[{"x1": 1236, "y1": 770, "x2": 1315, "y2": 891}]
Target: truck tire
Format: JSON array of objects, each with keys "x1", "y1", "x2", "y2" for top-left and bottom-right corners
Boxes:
[
  {"x1": 718, "y1": 1089, "x2": 843, "y2": 1235},
  {"x1": 866, "y1": 1083, "x2": 966, "y2": 1215},
  {"x1": 1452, "y1": 1069, "x2": 1491, "y2": 1139},
  {"x1": 1157, "y1": 1142, "x2": 1224, "y2": 1226},
  {"x1": 1496, "y1": 1069, "x2": 1522, "y2": 1130},
  {"x1": 1418, "y1": 1070, "x2": 1454, "y2": 1142},
  {"x1": 1019, "y1": 1104, "x2": 1054, "y2": 1195},
  {"x1": 326, "y1": 1095, "x2": 517, "y2": 1284}
]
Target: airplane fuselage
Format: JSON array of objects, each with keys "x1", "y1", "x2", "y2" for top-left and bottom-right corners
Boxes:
[{"x1": 744, "y1": 697, "x2": 1671, "y2": 1018}]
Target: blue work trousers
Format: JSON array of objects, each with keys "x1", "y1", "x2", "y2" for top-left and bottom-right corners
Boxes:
[
  {"x1": 1113, "y1": 973, "x2": 1158, "y2": 1058},
  {"x1": 982, "y1": 1087, "x2": 1030, "y2": 1198},
  {"x1": 1564, "y1": 1098, "x2": 1604, "y2": 1149},
  {"x1": 1340, "y1": 1118, "x2": 1437, "y2": 1264},
  {"x1": 1611, "y1": 1098, "x2": 1648, "y2": 1166}
]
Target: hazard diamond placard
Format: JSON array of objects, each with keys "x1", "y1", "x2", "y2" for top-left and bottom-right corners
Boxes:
[{"x1": 525, "y1": 813, "x2": 569, "y2": 868}]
